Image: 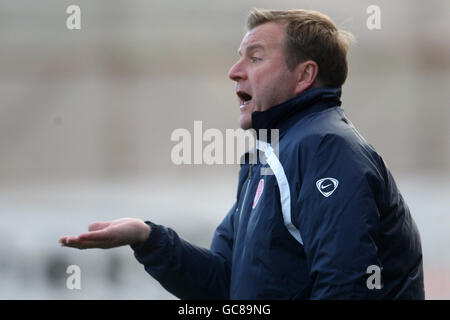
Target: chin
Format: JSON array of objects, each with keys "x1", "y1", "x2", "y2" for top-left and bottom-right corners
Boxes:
[
  {"x1": 239, "y1": 122, "x2": 252, "y2": 130},
  {"x1": 239, "y1": 116, "x2": 252, "y2": 130}
]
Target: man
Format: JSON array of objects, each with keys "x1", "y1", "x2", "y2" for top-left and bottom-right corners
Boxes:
[{"x1": 60, "y1": 9, "x2": 425, "y2": 299}]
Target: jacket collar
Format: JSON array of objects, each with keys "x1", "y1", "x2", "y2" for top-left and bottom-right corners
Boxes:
[{"x1": 251, "y1": 86, "x2": 342, "y2": 134}]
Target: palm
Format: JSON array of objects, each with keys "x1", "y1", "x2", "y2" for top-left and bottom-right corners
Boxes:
[{"x1": 59, "y1": 218, "x2": 150, "y2": 249}]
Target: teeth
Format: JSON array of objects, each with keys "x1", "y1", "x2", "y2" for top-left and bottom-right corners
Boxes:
[{"x1": 240, "y1": 99, "x2": 251, "y2": 110}]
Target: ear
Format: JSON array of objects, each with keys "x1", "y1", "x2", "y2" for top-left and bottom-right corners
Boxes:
[{"x1": 294, "y1": 60, "x2": 320, "y2": 95}]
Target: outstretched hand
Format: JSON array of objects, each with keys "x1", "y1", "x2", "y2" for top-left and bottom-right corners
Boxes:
[{"x1": 59, "y1": 218, "x2": 151, "y2": 250}]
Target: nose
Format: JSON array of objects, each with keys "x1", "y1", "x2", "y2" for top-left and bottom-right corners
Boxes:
[{"x1": 228, "y1": 58, "x2": 246, "y2": 82}]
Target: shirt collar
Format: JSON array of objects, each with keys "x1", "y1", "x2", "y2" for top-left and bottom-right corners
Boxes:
[{"x1": 251, "y1": 86, "x2": 342, "y2": 133}]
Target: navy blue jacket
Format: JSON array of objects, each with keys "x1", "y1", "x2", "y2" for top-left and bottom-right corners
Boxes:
[{"x1": 132, "y1": 87, "x2": 424, "y2": 299}]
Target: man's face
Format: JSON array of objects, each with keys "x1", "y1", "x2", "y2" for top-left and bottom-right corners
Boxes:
[{"x1": 228, "y1": 22, "x2": 299, "y2": 129}]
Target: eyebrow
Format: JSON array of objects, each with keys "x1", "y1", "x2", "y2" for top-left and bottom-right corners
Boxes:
[{"x1": 238, "y1": 44, "x2": 265, "y2": 56}]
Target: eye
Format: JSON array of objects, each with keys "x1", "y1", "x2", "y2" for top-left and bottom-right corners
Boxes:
[{"x1": 250, "y1": 57, "x2": 261, "y2": 63}]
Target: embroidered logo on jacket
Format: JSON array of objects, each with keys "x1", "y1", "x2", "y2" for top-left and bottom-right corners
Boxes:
[
  {"x1": 252, "y1": 178, "x2": 265, "y2": 209},
  {"x1": 316, "y1": 177, "x2": 339, "y2": 197}
]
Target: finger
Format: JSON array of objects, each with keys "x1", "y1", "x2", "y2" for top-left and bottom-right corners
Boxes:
[
  {"x1": 60, "y1": 228, "x2": 121, "y2": 249},
  {"x1": 62, "y1": 233, "x2": 120, "y2": 250},
  {"x1": 60, "y1": 230, "x2": 112, "y2": 247},
  {"x1": 63, "y1": 239, "x2": 109, "y2": 250},
  {"x1": 60, "y1": 234, "x2": 101, "y2": 248},
  {"x1": 59, "y1": 235, "x2": 76, "y2": 244},
  {"x1": 59, "y1": 236, "x2": 79, "y2": 248},
  {"x1": 78, "y1": 229, "x2": 113, "y2": 242},
  {"x1": 88, "y1": 221, "x2": 112, "y2": 232}
]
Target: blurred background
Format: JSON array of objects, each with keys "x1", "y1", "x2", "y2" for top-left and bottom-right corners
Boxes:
[{"x1": 0, "y1": 0, "x2": 449, "y2": 299}]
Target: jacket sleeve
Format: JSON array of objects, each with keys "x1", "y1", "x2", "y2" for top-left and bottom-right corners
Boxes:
[
  {"x1": 131, "y1": 203, "x2": 236, "y2": 299},
  {"x1": 294, "y1": 133, "x2": 386, "y2": 299}
]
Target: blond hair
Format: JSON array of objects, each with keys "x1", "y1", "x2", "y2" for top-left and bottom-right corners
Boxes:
[{"x1": 247, "y1": 9, "x2": 355, "y2": 87}]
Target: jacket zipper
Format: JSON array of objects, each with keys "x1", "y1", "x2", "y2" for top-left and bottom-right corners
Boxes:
[{"x1": 238, "y1": 164, "x2": 253, "y2": 224}]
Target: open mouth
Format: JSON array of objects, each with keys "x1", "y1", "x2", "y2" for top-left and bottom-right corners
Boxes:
[{"x1": 237, "y1": 91, "x2": 252, "y2": 109}]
